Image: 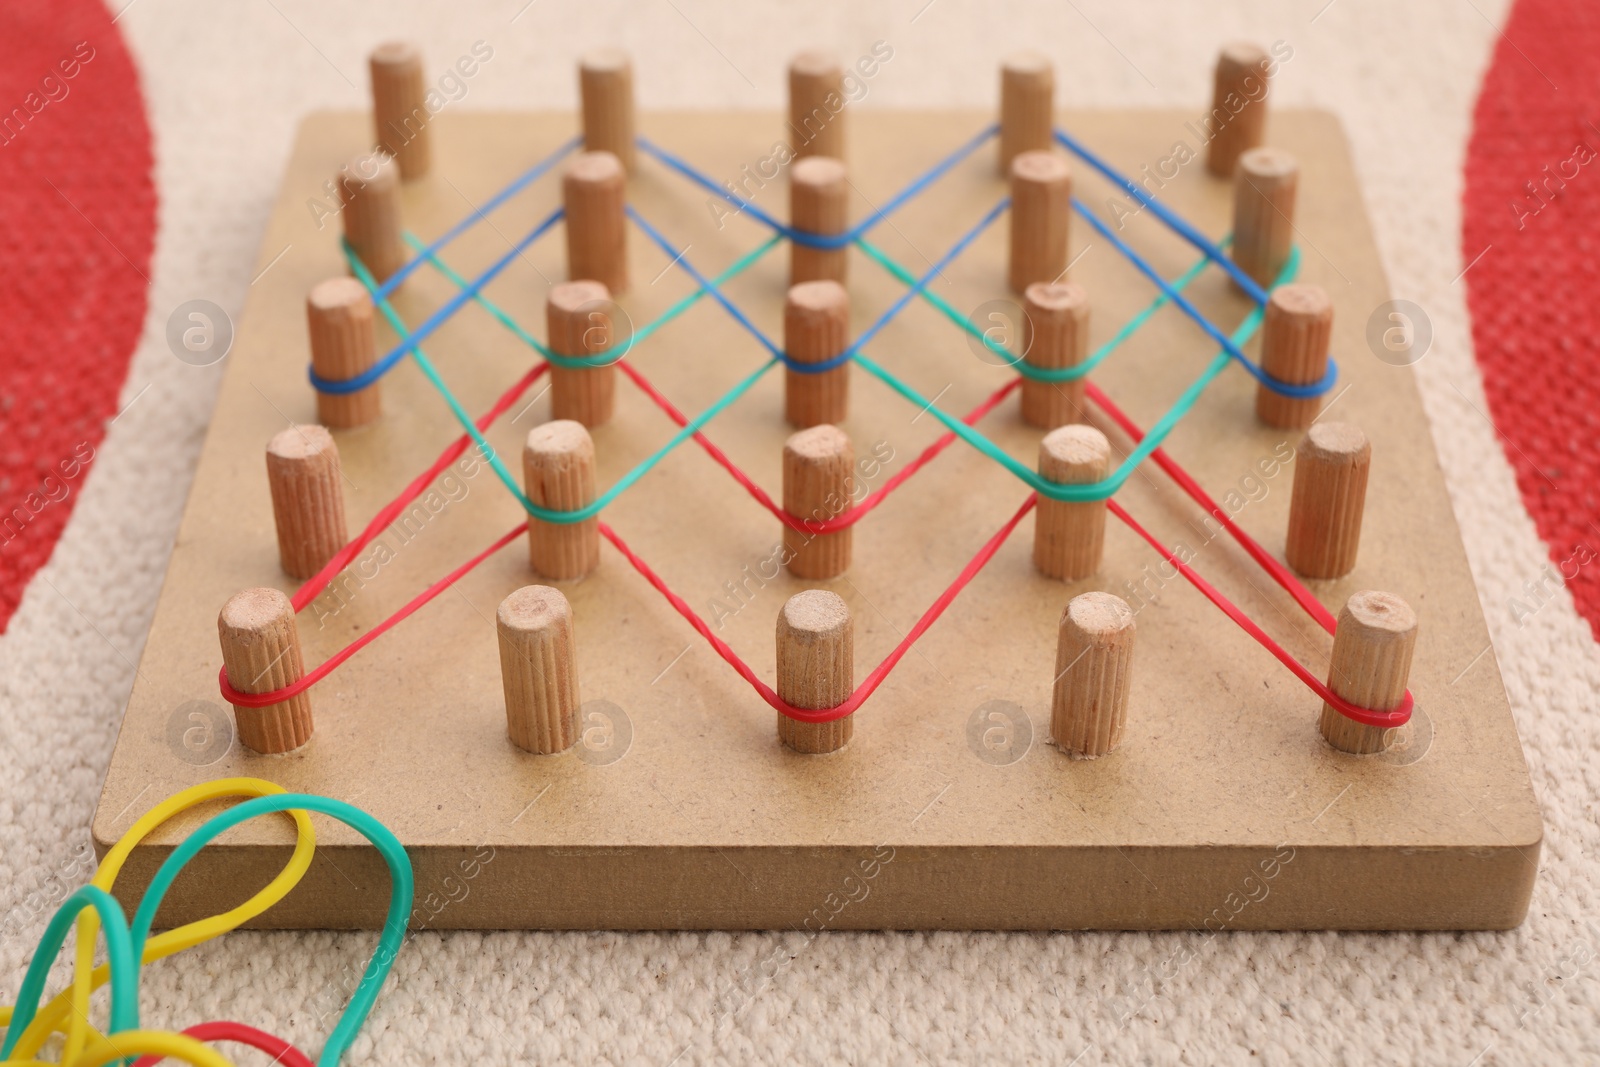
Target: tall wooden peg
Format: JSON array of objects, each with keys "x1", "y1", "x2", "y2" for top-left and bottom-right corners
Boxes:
[
  {"x1": 1286, "y1": 422, "x2": 1370, "y2": 580},
  {"x1": 1051, "y1": 591, "x2": 1136, "y2": 758},
  {"x1": 547, "y1": 280, "x2": 616, "y2": 428},
  {"x1": 498, "y1": 585, "x2": 581, "y2": 754},
  {"x1": 1009, "y1": 150, "x2": 1072, "y2": 294},
  {"x1": 340, "y1": 152, "x2": 407, "y2": 285},
  {"x1": 564, "y1": 151, "x2": 628, "y2": 295},
  {"x1": 1033, "y1": 425, "x2": 1111, "y2": 581},
  {"x1": 999, "y1": 52, "x2": 1055, "y2": 175},
  {"x1": 523, "y1": 420, "x2": 600, "y2": 580},
  {"x1": 776, "y1": 590, "x2": 853, "y2": 754},
  {"x1": 790, "y1": 156, "x2": 849, "y2": 285},
  {"x1": 1204, "y1": 43, "x2": 1273, "y2": 178},
  {"x1": 266, "y1": 425, "x2": 348, "y2": 581},
  {"x1": 784, "y1": 280, "x2": 850, "y2": 427},
  {"x1": 218, "y1": 587, "x2": 314, "y2": 754},
  {"x1": 1020, "y1": 281, "x2": 1090, "y2": 430},
  {"x1": 370, "y1": 42, "x2": 431, "y2": 180},
  {"x1": 1320, "y1": 591, "x2": 1417, "y2": 754},
  {"x1": 783, "y1": 425, "x2": 854, "y2": 579},
  {"x1": 307, "y1": 278, "x2": 380, "y2": 429},
  {"x1": 788, "y1": 51, "x2": 846, "y2": 161},
  {"x1": 579, "y1": 49, "x2": 636, "y2": 173},
  {"x1": 1256, "y1": 284, "x2": 1332, "y2": 429},
  {"x1": 1231, "y1": 146, "x2": 1298, "y2": 290}
]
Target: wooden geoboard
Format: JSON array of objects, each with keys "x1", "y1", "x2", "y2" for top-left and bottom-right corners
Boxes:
[{"x1": 94, "y1": 108, "x2": 1541, "y2": 930}]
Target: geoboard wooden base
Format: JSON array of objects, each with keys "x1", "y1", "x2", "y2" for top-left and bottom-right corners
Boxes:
[{"x1": 94, "y1": 108, "x2": 1540, "y2": 931}]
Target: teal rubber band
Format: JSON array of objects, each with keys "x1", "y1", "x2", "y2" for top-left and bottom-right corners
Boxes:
[
  {"x1": 126, "y1": 794, "x2": 413, "y2": 1067},
  {"x1": 0, "y1": 886, "x2": 138, "y2": 1058}
]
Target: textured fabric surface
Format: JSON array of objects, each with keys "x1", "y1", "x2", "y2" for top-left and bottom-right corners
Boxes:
[{"x1": 2, "y1": 1, "x2": 1598, "y2": 1064}]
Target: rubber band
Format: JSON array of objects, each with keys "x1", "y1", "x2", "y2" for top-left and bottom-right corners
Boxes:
[{"x1": 129, "y1": 1022, "x2": 314, "y2": 1067}]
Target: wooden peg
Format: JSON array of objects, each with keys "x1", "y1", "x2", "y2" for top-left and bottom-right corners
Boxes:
[
  {"x1": 776, "y1": 589, "x2": 853, "y2": 753},
  {"x1": 1286, "y1": 422, "x2": 1370, "y2": 580},
  {"x1": 563, "y1": 151, "x2": 628, "y2": 295},
  {"x1": 523, "y1": 420, "x2": 600, "y2": 580},
  {"x1": 784, "y1": 280, "x2": 850, "y2": 428},
  {"x1": 218, "y1": 587, "x2": 313, "y2": 754},
  {"x1": 788, "y1": 51, "x2": 846, "y2": 161},
  {"x1": 497, "y1": 585, "x2": 581, "y2": 754},
  {"x1": 547, "y1": 280, "x2": 616, "y2": 428},
  {"x1": 1051, "y1": 591, "x2": 1136, "y2": 758},
  {"x1": 1231, "y1": 146, "x2": 1298, "y2": 290},
  {"x1": 999, "y1": 52, "x2": 1055, "y2": 175},
  {"x1": 790, "y1": 156, "x2": 849, "y2": 285},
  {"x1": 1020, "y1": 281, "x2": 1090, "y2": 430},
  {"x1": 1033, "y1": 425, "x2": 1111, "y2": 581},
  {"x1": 1204, "y1": 43, "x2": 1272, "y2": 178},
  {"x1": 1256, "y1": 284, "x2": 1331, "y2": 429},
  {"x1": 266, "y1": 425, "x2": 348, "y2": 581},
  {"x1": 579, "y1": 49, "x2": 636, "y2": 173},
  {"x1": 339, "y1": 152, "x2": 407, "y2": 285},
  {"x1": 370, "y1": 41, "x2": 431, "y2": 180},
  {"x1": 783, "y1": 425, "x2": 854, "y2": 579},
  {"x1": 1009, "y1": 150, "x2": 1072, "y2": 294},
  {"x1": 307, "y1": 278, "x2": 380, "y2": 429},
  {"x1": 1320, "y1": 591, "x2": 1416, "y2": 754}
]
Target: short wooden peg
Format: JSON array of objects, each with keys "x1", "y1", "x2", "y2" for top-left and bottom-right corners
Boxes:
[
  {"x1": 340, "y1": 152, "x2": 407, "y2": 285},
  {"x1": 776, "y1": 589, "x2": 854, "y2": 754},
  {"x1": 1320, "y1": 591, "x2": 1416, "y2": 754},
  {"x1": 218, "y1": 587, "x2": 314, "y2": 754},
  {"x1": 788, "y1": 51, "x2": 846, "y2": 161},
  {"x1": 1009, "y1": 150, "x2": 1072, "y2": 294},
  {"x1": 523, "y1": 420, "x2": 600, "y2": 580},
  {"x1": 563, "y1": 151, "x2": 628, "y2": 295},
  {"x1": 1231, "y1": 146, "x2": 1298, "y2": 291},
  {"x1": 1256, "y1": 284, "x2": 1332, "y2": 429},
  {"x1": 307, "y1": 277, "x2": 380, "y2": 429},
  {"x1": 579, "y1": 49, "x2": 636, "y2": 173},
  {"x1": 1204, "y1": 43, "x2": 1273, "y2": 179},
  {"x1": 784, "y1": 280, "x2": 850, "y2": 428},
  {"x1": 266, "y1": 425, "x2": 348, "y2": 581},
  {"x1": 498, "y1": 585, "x2": 581, "y2": 754},
  {"x1": 547, "y1": 280, "x2": 616, "y2": 428},
  {"x1": 999, "y1": 52, "x2": 1055, "y2": 175},
  {"x1": 1052, "y1": 591, "x2": 1136, "y2": 758},
  {"x1": 783, "y1": 425, "x2": 854, "y2": 580},
  {"x1": 370, "y1": 42, "x2": 431, "y2": 180},
  {"x1": 1286, "y1": 422, "x2": 1370, "y2": 580},
  {"x1": 1033, "y1": 425, "x2": 1111, "y2": 581},
  {"x1": 1021, "y1": 281, "x2": 1090, "y2": 430},
  {"x1": 790, "y1": 156, "x2": 849, "y2": 285}
]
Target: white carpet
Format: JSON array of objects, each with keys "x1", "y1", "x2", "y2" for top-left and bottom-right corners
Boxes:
[{"x1": 5, "y1": 0, "x2": 1598, "y2": 1062}]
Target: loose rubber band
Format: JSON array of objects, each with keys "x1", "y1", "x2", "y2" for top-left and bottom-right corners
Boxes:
[{"x1": 129, "y1": 1022, "x2": 314, "y2": 1067}]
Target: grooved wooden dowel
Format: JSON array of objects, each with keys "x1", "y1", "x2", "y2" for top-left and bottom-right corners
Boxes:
[
  {"x1": 340, "y1": 152, "x2": 407, "y2": 285},
  {"x1": 784, "y1": 280, "x2": 850, "y2": 427},
  {"x1": 788, "y1": 51, "x2": 846, "y2": 161},
  {"x1": 1033, "y1": 425, "x2": 1111, "y2": 581},
  {"x1": 266, "y1": 425, "x2": 348, "y2": 581},
  {"x1": 1051, "y1": 591, "x2": 1136, "y2": 758},
  {"x1": 999, "y1": 52, "x2": 1055, "y2": 175},
  {"x1": 783, "y1": 425, "x2": 854, "y2": 579},
  {"x1": 579, "y1": 49, "x2": 636, "y2": 173},
  {"x1": 370, "y1": 41, "x2": 431, "y2": 180},
  {"x1": 776, "y1": 589, "x2": 853, "y2": 753},
  {"x1": 547, "y1": 280, "x2": 616, "y2": 428},
  {"x1": 790, "y1": 156, "x2": 849, "y2": 285},
  {"x1": 563, "y1": 151, "x2": 628, "y2": 295},
  {"x1": 1009, "y1": 150, "x2": 1072, "y2": 294},
  {"x1": 1205, "y1": 42, "x2": 1272, "y2": 178},
  {"x1": 498, "y1": 585, "x2": 581, "y2": 754},
  {"x1": 1320, "y1": 591, "x2": 1416, "y2": 754},
  {"x1": 1021, "y1": 281, "x2": 1090, "y2": 430},
  {"x1": 307, "y1": 277, "x2": 380, "y2": 429},
  {"x1": 1286, "y1": 422, "x2": 1370, "y2": 580},
  {"x1": 1257, "y1": 284, "x2": 1332, "y2": 429},
  {"x1": 523, "y1": 420, "x2": 600, "y2": 580},
  {"x1": 218, "y1": 587, "x2": 313, "y2": 754},
  {"x1": 1232, "y1": 146, "x2": 1298, "y2": 291}
]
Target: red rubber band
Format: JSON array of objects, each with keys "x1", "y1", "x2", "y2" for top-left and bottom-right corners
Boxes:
[{"x1": 128, "y1": 1020, "x2": 313, "y2": 1067}]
